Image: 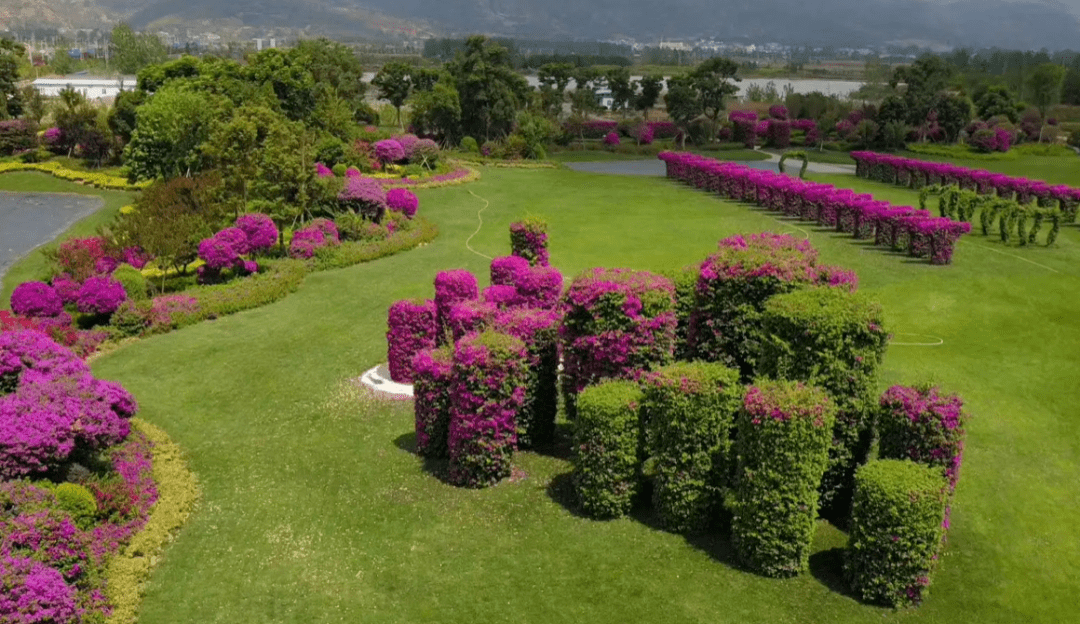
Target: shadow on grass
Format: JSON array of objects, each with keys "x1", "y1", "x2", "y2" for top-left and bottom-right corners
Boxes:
[
  {"x1": 809, "y1": 547, "x2": 863, "y2": 602},
  {"x1": 393, "y1": 431, "x2": 455, "y2": 485},
  {"x1": 544, "y1": 472, "x2": 593, "y2": 520},
  {"x1": 527, "y1": 422, "x2": 575, "y2": 462}
]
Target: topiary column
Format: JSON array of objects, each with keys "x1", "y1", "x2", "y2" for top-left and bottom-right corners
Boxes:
[
  {"x1": 509, "y1": 217, "x2": 550, "y2": 267},
  {"x1": 494, "y1": 307, "x2": 561, "y2": 448},
  {"x1": 572, "y1": 380, "x2": 645, "y2": 519},
  {"x1": 386, "y1": 299, "x2": 437, "y2": 383},
  {"x1": 845, "y1": 459, "x2": 949, "y2": 607},
  {"x1": 732, "y1": 380, "x2": 836, "y2": 577},
  {"x1": 642, "y1": 362, "x2": 742, "y2": 533},
  {"x1": 757, "y1": 287, "x2": 889, "y2": 519},
  {"x1": 448, "y1": 331, "x2": 528, "y2": 488},
  {"x1": 878, "y1": 385, "x2": 967, "y2": 494},
  {"x1": 434, "y1": 270, "x2": 479, "y2": 346},
  {"x1": 412, "y1": 346, "x2": 454, "y2": 457}
]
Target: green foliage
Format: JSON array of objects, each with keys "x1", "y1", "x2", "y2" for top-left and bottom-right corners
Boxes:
[
  {"x1": 778, "y1": 151, "x2": 810, "y2": 178},
  {"x1": 50, "y1": 482, "x2": 99, "y2": 529},
  {"x1": 634, "y1": 75, "x2": 664, "y2": 120},
  {"x1": 372, "y1": 62, "x2": 414, "y2": 128},
  {"x1": 1027, "y1": 63, "x2": 1068, "y2": 118},
  {"x1": 1, "y1": 38, "x2": 26, "y2": 119},
  {"x1": 930, "y1": 93, "x2": 974, "y2": 142},
  {"x1": 510, "y1": 110, "x2": 559, "y2": 159},
  {"x1": 659, "y1": 264, "x2": 697, "y2": 360},
  {"x1": 446, "y1": 36, "x2": 529, "y2": 142},
  {"x1": 690, "y1": 57, "x2": 741, "y2": 122},
  {"x1": 107, "y1": 90, "x2": 147, "y2": 145},
  {"x1": 410, "y1": 76, "x2": 462, "y2": 145},
  {"x1": 313, "y1": 217, "x2": 438, "y2": 270},
  {"x1": 642, "y1": 362, "x2": 742, "y2": 533},
  {"x1": 845, "y1": 460, "x2": 948, "y2": 608},
  {"x1": 110, "y1": 299, "x2": 151, "y2": 338},
  {"x1": 732, "y1": 380, "x2": 836, "y2": 577},
  {"x1": 112, "y1": 264, "x2": 149, "y2": 301},
  {"x1": 572, "y1": 380, "x2": 645, "y2": 519},
  {"x1": 111, "y1": 24, "x2": 168, "y2": 74},
  {"x1": 123, "y1": 86, "x2": 220, "y2": 181},
  {"x1": 975, "y1": 85, "x2": 1019, "y2": 123},
  {"x1": 890, "y1": 55, "x2": 955, "y2": 125},
  {"x1": 459, "y1": 136, "x2": 479, "y2": 153}
]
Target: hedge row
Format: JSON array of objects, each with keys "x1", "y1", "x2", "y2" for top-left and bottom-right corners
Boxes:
[{"x1": 573, "y1": 380, "x2": 645, "y2": 519}]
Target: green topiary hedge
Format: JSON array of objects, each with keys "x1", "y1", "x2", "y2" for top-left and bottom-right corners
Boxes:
[
  {"x1": 845, "y1": 459, "x2": 949, "y2": 608},
  {"x1": 659, "y1": 264, "x2": 698, "y2": 361},
  {"x1": 572, "y1": 380, "x2": 645, "y2": 519},
  {"x1": 757, "y1": 286, "x2": 889, "y2": 517},
  {"x1": 732, "y1": 380, "x2": 836, "y2": 577},
  {"x1": 642, "y1": 361, "x2": 742, "y2": 533}
]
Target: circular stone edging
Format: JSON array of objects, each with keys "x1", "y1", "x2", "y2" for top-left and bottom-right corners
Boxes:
[{"x1": 359, "y1": 363, "x2": 414, "y2": 398}]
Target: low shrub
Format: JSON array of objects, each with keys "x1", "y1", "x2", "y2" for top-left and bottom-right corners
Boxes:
[
  {"x1": 659, "y1": 265, "x2": 697, "y2": 360},
  {"x1": 0, "y1": 555, "x2": 81, "y2": 624},
  {"x1": 386, "y1": 188, "x2": 419, "y2": 218},
  {"x1": 572, "y1": 380, "x2": 645, "y2": 519},
  {"x1": 642, "y1": 361, "x2": 742, "y2": 533},
  {"x1": 75, "y1": 276, "x2": 127, "y2": 316},
  {"x1": 845, "y1": 459, "x2": 949, "y2": 607},
  {"x1": 111, "y1": 265, "x2": 148, "y2": 302},
  {"x1": 731, "y1": 380, "x2": 836, "y2": 577},
  {"x1": 10, "y1": 282, "x2": 64, "y2": 318},
  {"x1": 412, "y1": 347, "x2": 455, "y2": 457},
  {"x1": 51, "y1": 483, "x2": 98, "y2": 530}
]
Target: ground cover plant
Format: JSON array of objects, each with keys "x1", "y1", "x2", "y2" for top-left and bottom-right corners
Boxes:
[{"x1": 6, "y1": 158, "x2": 1080, "y2": 623}]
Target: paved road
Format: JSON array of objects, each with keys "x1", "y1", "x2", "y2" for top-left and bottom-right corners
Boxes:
[{"x1": 0, "y1": 191, "x2": 103, "y2": 283}]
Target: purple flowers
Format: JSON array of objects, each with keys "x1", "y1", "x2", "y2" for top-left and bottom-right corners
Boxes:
[
  {"x1": 374, "y1": 139, "x2": 405, "y2": 165},
  {"x1": 386, "y1": 188, "x2": 419, "y2": 219},
  {"x1": 0, "y1": 556, "x2": 81, "y2": 624},
  {"x1": 602, "y1": 131, "x2": 621, "y2": 147},
  {"x1": 386, "y1": 299, "x2": 437, "y2": 383},
  {"x1": 10, "y1": 283, "x2": 64, "y2": 319},
  {"x1": 75, "y1": 276, "x2": 126, "y2": 316},
  {"x1": 235, "y1": 213, "x2": 279, "y2": 252},
  {"x1": 509, "y1": 218, "x2": 550, "y2": 267},
  {"x1": 339, "y1": 176, "x2": 389, "y2": 222},
  {"x1": 879, "y1": 385, "x2": 967, "y2": 493},
  {"x1": 433, "y1": 270, "x2": 480, "y2": 345}
]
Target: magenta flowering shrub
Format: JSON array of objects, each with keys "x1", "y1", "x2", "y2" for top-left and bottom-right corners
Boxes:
[
  {"x1": 563, "y1": 119, "x2": 618, "y2": 139},
  {"x1": 1, "y1": 509, "x2": 92, "y2": 584},
  {"x1": 50, "y1": 275, "x2": 81, "y2": 306},
  {"x1": 433, "y1": 270, "x2": 479, "y2": 345},
  {"x1": 493, "y1": 307, "x2": 561, "y2": 448},
  {"x1": 509, "y1": 218, "x2": 549, "y2": 267},
  {"x1": 198, "y1": 229, "x2": 245, "y2": 270},
  {"x1": 878, "y1": 385, "x2": 968, "y2": 493},
  {"x1": 816, "y1": 265, "x2": 858, "y2": 291},
  {"x1": 339, "y1": 176, "x2": 389, "y2": 222},
  {"x1": 147, "y1": 295, "x2": 200, "y2": 332},
  {"x1": 482, "y1": 285, "x2": 519, "y2": 308},
  {"x1": 374, "y1": 139, "x2": 405, "y2": 165},
  {"x1": 235, "y1": 213, "x2": 279, "y2": 252},
  {"x1": 315, "y1": 162, "x2": 333, "y2": 178},
  {"x1": 10, "y1": 282, "x2": 64, "y2": 319},
  {"x1": 392, "y1": 134, "x2": 420, "y2": 160},
  {"x1": 53, "y1": 238, "x2": 110, "y2": 282},
  {"x1": 768, "y1": 105, "x2": 789, "y2": 120},
  {"x1": 514, "y1": 264, "x2": 563, "y2": 310},
  {"x1": 287, "y1": 227, "x2": 328, "y2": 260},
  {"x1": 386, "y1": 188, "x2": 419, "y2": 219},
  {"x1": 413, "y1": 346, "x2": 454, "y2": 457},
  {"x1": 636, "y1": 125, "x2": 655, "y2": 146},
  {"x1": 560, "y1": 268, "x2": 676, "y2": 419},
  {"x1": 308, "y1": 219, "x2": 340, "y2": 245},
  {"x1": 647, "y1": 121, "x2": 681, "y2": 139},
  {"x1": 386, "y1": 299, "x2": 437, "y2": 383},
  {"x1": 765, "y1": 119, "x2": 791, "y2": 149},
  {"x1": 602, "y1": 131, "x2": 621, "y2": 146},
  {"x1": 448, "y1": 331, "x2": 529, "y2": 488},
  {"x1": 0, "y1": 556, "x2": 81, "y2": 624},
  {"x1": 446, "y1": 300, "x2": 496, "y2": 343},
  {"x1": 75, "y1": 277, "x2": 126, "y2": 316},
  {"x1": 490, "y1": 255, "x2": 531, "y2": 287}
]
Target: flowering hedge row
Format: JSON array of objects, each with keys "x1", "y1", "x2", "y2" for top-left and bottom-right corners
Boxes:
[
  {"x1": 659, "y1": 152, "x2": 973, "y2": 265},
  {"x1": 758, "y1": 287, "x2": 890, "y2": 516},
  {"x1": 845, "y1": 459, "x2": 949, "y2": 607},
  {"x1": 509, "y1": 217, "x2": 550, "y2": 267},
  {"x1": 493, "y1": 308, "x2": 560, "y2": 448},
  {"x1": 386, "y1": 299, "x2": 437, "y2": 383},
  {"x1": 448, "y1": 331, "x2": 528, "y2": 488},
  {"x1": 731, "y1": 380, "x2": 836, "y2": 577},
  {"x1": 878, "y1": 385, "x2": 968, "y2": 494},
  {"x1": 412, "y1": 346, "x2": 454, "y2": 457},
  {"x1": 559, "y1": 268, "x2": 676, "y2": 420},
  {"x1": 572, "y1": 380, "x2": 645, "y2": 519},
  {"x1": 642, "y1": 362, "x2": 742, "y2": 533}
]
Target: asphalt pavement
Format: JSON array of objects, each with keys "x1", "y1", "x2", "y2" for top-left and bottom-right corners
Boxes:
[{"x1": 0, "y1": 191, "x2": 103, "y2": 284}]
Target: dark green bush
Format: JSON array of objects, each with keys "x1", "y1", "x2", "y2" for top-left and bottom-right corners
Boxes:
[
  {"x1": 732, "y1": 380, "x2": 836, "y2": 577},
  {"x1": 109, "y1": 300, "x2": 151, "y2": 338},
  {"x1": 757, "y1": 287, "x2": 889, "y2": 517},
  {"x1": 460, "y1": 136, "x2": 479, "y2": 153},
  {"x1": 112, "y1": 264, "x2": 149, "y2": 301},
  {"x1": 659, "y1": 264, "x2": 698, "y2": 360},
  {"x1": 845, "y1": 459, "x2": 948, "y2": 607},
  {"x1": 573, "y1": 380, "x2": 645, "y2": 519},
  {"x1": 642, "y1": 361, "x2": 741, "y2": 533}
]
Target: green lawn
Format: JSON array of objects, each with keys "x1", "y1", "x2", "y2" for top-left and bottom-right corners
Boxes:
[{"x1": 5, "y1": 164, "x2": 1080, "y2": 622}]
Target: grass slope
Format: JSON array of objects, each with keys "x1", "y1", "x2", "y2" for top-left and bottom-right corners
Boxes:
[{"x1": 20, "y1": 164, "x2": 1080, "y2": 623}]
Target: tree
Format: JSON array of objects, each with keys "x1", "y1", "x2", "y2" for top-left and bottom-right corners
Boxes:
[
  {"x1": 123, "y1": 87, "x2": 220, "y2": 181},
  {"x1": 372, "y1": 62, "x2": 413, "y2": 128},
  {"x1": 634, "y1": 75, "x2": 663, "y2": 120},
  {"x1": 975, "y1": 84, "x2": 1019, "y2": 122},
  {"x1": 246, "y1": 49, "x2": 318, "y2": 122},
  {"x1": 536, "y1": 62, "x2": 574, "y2": 118},
  {"x1": 876, "y1": 95, "x2": 908, "y2": 126},
  {"x1": 446, "y1": 36, "x2": 529, "y2": 141},
  {"x1": 605, "y1": 67, "x2": 634, "y2": 114},
  {"x1": 891, "y1": 54, "x2": 955, "y2": 125},
  {"x1": 1027, "y1": 63, "x2": 1067, "y2": 118},
  {"x1": 929, "y1": 93, "x2": 973, "y2": 142},
  {"x1": 1, "y1": 38, "x2": 26, "y2": 119},
  {"x1": 53, "y1": 88, "x2": 113, "y2": 163},
  {"x1": 50, "y1": 38, "x2": 75, "y2": 75},
  {"x1": 1062, "y1": 68, "x2": 1080, "y2": 106},
  {"x1": 689, "y1": 57, "x2": 740, "y2": 122},
  {"x1": 203, "y1": 105, "x2": 289, "y2": 214},
  {"x1": 111, "y1": 24, "x2": 168, "y2": 75},
  {"x1": 107, "y1": 89, "x2": 146, "y2": 144},
  {"x1": 664, "y1": 75, "x2": 699, "y2": 147},
  {"x1": 409, "y1": 75, "x2": 462, "y2": 145}
]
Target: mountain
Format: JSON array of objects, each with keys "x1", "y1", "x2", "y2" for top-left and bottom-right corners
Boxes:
[{"x1": 4, "y1": 0, "x2": 1080, "y2": 50}]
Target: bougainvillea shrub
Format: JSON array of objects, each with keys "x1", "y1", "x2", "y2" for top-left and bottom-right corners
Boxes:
[
  {"x1": 52, "y1": 238, "x2": 110, "y2": 282},
  {"x1": 572, "y1": 380, "x2": 645, "y2": 519},
  {"x1": 731, "y1": 380, "x2": 836, "y2": 577},
  {"x1": 287, "y1": 227, "x2": 326, "y2": 260},
  {"x1": 0, "y1": 556, "x2": 81, "y2": 624},
  {"x1": 448, "y1": 331, "x2": 528, "y2": 488},
  {"x1": 386, "y1": 188, "x2": 419, "y2": 219},
  {"x1": 434, "y1": 270, "x2": 479, "y2": 345},
  {"x1": 513, "y1": 265, "x2": 563, "y2": 310},
  {"x1": 446, "y1": 300, "x2": 497, "y2": 343},
  {"x1": 75, "y1": 276, "x2": 127, "y2": 317},
  {"x1": 493, "y1": 307, "x2": 561, "y2": 448},
  {"x1": 482, "y1": 285, "x2": 519, "y2": 309},
  {"x1": 559, "y1": 268, "x2": 676, "y2": 420},
  {"x1": 602, "y1": 131, "x2": 621, "y2": 147},
  {"x1": 412, "y1": 346, "x2": 454, "y2": 457},
  {"x1": 374, "y1": 139, "x2": 405, "y2": 165},
  {"x1": 339, "y1": 176, "x2": 389, "y2": 222},
  {"x1": 642, "y1": 362, "x2": 742, "y2": 533},
  {"x1": 758, "y1": 287, "x2": 889, "y2": 516},
  {"x1": 845, "y1": 459, "x2": 949, "y2": 607},
  {"x1": 509, "y1": 218, "x2": 550, "y2": 267},
  {"x1": 490, "y1": 255, "x2": 531, "y2": 288},
  {"x1": 10, "y1": 282, "x2": 64, "y2": 319},
  {"x1": 386, "y1": 299, "x2": 437, "y2": 383},
  {"x1": 878, "y1": 385, "x2": 968, "y2": 494},
  {"x1": 690, "y1": 232, "x2": 819, "y2": 378},
  {"x1": 235, "y1": 213, "x2": 279, "y2": 253}
]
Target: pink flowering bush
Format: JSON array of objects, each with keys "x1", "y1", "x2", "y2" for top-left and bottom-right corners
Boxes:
[
  {"x1": 386, "y1": 299, "x2": 437, "y2": 383},
  {"x1": 412, "y1": 347, "x2": 454, "y2": 457},
  {"x1": 0, "y1": 556, "x2": 81, "y2": 624},
  {"x1": 315, "y1": 162, "x2": 333, "y2": 178},
  {"x1": 490, "y1": 255, "x2": 531, "y2": 287},
  {"x1": 731, "y1": 380, "x2": 836, "y2": 577},
  {"x1": 636, "y1": 125, "x2": 655, "y2": 146},
  {"x1": 492, "y1": 307, "x2": 561, "y2": 448},
  {"x1": 509, "y1": 218, "x2": 550, "y2": 267},
  {"x1": 878, "y1": 384, "x2": 967, "y2": 494},
  {"x1": 482, "y1": 285, "x2": 519, "y2": 309},
  {"x1": 53, "y1": 238, "x2": 110, "y2": 282},
  {"x1": 235, "y1": 213, "x2": 279, "y2": 253},
  {"x1": 560, "y1": 268, "x2": 676, "y2": 419},
  {"x1": 433, "y1": 270, "x2": 479, "y2": 345},
  {"x1": 339, "y1": 176, "x2": 389, "y2": 222},
  {"x1": 374, "y1": 139, "x2": 405, "y2": 165},
  {"x1": 75, "y1": 277, "x2": 126, "y2": 316},
  {"x1": 386, "y1": 188, "x2": 419, "y2": 219},
  {"x1": 602, "y1": 131, "x2": 621, "y2": 147},
  {"x1": 392, "y1": 134, "x2": 420, "y2": 160},
  {"x1": 446, "y1": 300, "x2": 496, "y2": 343},
  {"x1": 514, "y1": 264, "x2": 563, "y2": 309},
  {"x1": 50, "y1": 275, "x2": 81, "y2": 306},
  {"x1": 563, "y1": 120, "x2": 618, "y2": 139},
  {"x1": 448, "y1": 331, "x2": 529, "y2": 488},
  {"x1": 10, "y1": 283, "x2": 64, "y2": 319},
  {"x1": 287, "y1": 220, "x2": 340, "y2": 260}
]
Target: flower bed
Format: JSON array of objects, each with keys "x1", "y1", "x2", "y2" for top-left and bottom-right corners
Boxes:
[{"x1": 0, "y1": 161, "x2": 152, "y2": 191}]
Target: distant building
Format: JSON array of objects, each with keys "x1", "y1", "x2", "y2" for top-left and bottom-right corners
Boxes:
[{"x1": 32, "y1": 76, "x2": 137, "y2": 100}]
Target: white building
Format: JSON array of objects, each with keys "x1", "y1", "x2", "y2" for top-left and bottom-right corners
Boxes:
[{"x1": 32, "y1": 77, "x2": 137, "y2": 100}]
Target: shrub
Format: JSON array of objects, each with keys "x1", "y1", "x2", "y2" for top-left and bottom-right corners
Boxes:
[
  {"x1": 109, "y1": 300, "x2": 151, "y2": 338},
  {"x1": 446, "y1": 300, "x2": 496, "y2": 343},
  {"x1": 52, "y1": 237, "x2": 110, "y2": 282},
  {"x1": 845, "y1": 459, "x2": 949, "y2": 607},
  {"x1": 434, "y1": 270, "x2": 479, "y2": 345},
  {"x1": 338, "y1": 176, "x2": 388, "y2": 222},
  {"x1": 690, "y1": 232, "x2": 819, "y2": 378},
  {"x1": 0, "y1": 555, "x2": 81, "y2": 624},
  {"x1": 288, "y1": 228, "x2": 327, "y2": 260},
  {"x1": 50, "y1": 274, "x2": 81, "y2": 306},
  {"x1": 111, "y1": 265, "x2": 148, "y2": 302},
  {"x1": 51, "y1": 483, "x2": 99, "y2": 530},
  {"x1": 659, "y1": 265, "x2": 697, "y2": 360},
  {"x1": 757, "y1": 287, "x2": 889, "y2": 516},
  {"x1": 490, "y1": 255, "x2": 531, "y2": 287},
  {"x1": 602, "y1": 131, "x2": 621, "y2": 146},
  {"x1": 75, "y1": 276, "x2": 127, "y2": 316},
  {"x1": 572, "y1": 380, "x2": 645, "y2": 519},
  {"x1": 509, "y1": 217, "x2": 550, "y2": 267},
  {"x1": 412, "y1": 347, "x2": 455, "y2": 457},
  {"x1": 235, "y1": 213, "x2": 279, "y2": 253},
  {"x1": 514, "y1": 264, "x2": 563, "y2": 310},
  {"x1": 386, "y1": 299, "x2": 437, "y2": 384},
  {"x1": 411, "y1": 139, "x2": 440, "y2": 168},
  {"x1": 448, "y1": 331, "x2": 528, "y2": 487},
  {"x1": 642, "y1": 362, "x2": 742, "y2": 533},
  {"x1": 386, "y1": 188, "x2": 419, "y2": 218},
  {"x1": 482, "y1": 285, "x2": 518, "y2": 308},
  {"x1": 0, "y1": 119, "x2": 36, "y2": 156},
  {"x1": 878, "y1": 385, "x2": 967, "y2": 493},
  {"x1": 493, "y1": 307, "x2": 561, "y2": 448},
  {"x1": 374, "y1": 139, "x2": 405, "y2": 165},
  {"x1": 460, "y1": 136, "x2": 479, "y2": 153},
  {"x1": 10, "y1": 282, "x2": 64, "y2": 318},
  {"x1": 731, "y1": 380, "x2": 836, "y2": 577},
  {"x1": 559, "y1": 268, "x2": 676, "y2": 420}
]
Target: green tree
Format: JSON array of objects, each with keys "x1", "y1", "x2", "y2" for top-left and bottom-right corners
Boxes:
[
  {"x1": 605, "y1": 67, "x2": 634, "y2": 114},
  {"x1": 664, "y1": 75, "x2": 698, "y2": 147},
  {"x1": 929, "y1": 93, "x2": 973, "y2": 142},
  {"x1": 408, "y1": 66, "x2": 441, "y2": 92},
  {"x1": 634, "y1": 74, "x2": 663, "y2": 120},
  {"x1": 50, "y1": 38, "x2": 75, "y2": 75},
  {"x1": 690, "y1": 57, "x2": 740, "y2": 122},
  {"x1": 1062, "y1": 68, "x2": 1080, "y2": 106},
  {"x1": 1, "y1": 38, "x2": 26, "y2": 119},
  {"x1": 891, "y1": 54, "x2": 955, "y2": 125},
  {"x1": 409, "y1": 75, "x2": 462, "y2": 145},
  {"x1": 203, "y1": 105, "x2": 289, "y2": 214},
  {"x1": 107, "y1": 89, "x2": 147, "y2": 144},
  {"x1": 53, "y1": 87, "x2": 112, "y2": 162},
  {"x1": 1027, "y1": 63, "x2": 1067, "y2": 118},
  {"x1": 372, "y1": 61, "x2": 413, "y2": 128},
  {"x1": 246, "y1": 48, "x2": 318, "y2": 122},
  {"x1": 123, "y1": 86, "x2": 220, "y2": 181},
  {"x1": 975, "y1": 84, "x2": 1019, "y2": 122},
  {"x1": 111, "y1": 24, "x2": 168, "y2": 75},
  {"x1": 446, "y1": 36, "x2": 528, "y2": 141}
]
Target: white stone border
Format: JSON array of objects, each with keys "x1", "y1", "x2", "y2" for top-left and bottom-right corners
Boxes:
[{"x1": 359, "y1": 363, "x2": 414, "y2": 398}]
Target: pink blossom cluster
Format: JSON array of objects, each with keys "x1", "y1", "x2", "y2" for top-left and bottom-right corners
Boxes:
[
  {"x1": 487, "y1": 255, "x2": 563, "y2": 309},
  {"x1": 339, "y1": 176, "x2": 389, "y2": 222},
  {"x1": 385, "y1": 188, "x2": 419, "y2": 219},
  {"x1": 563, "y1": 120, "x2": 618, "y2": 139},
  {"x1": 287, "y1": 219, "x2": 341, "y2": 260},
  {"x1": 10, "y1": 282, "x2": 64, "y2": 319},
  {"x1": 879, "y1": 385, "x2": 967, "y2": 493},
  {"x1": 374, "y1": 139, "x2": 406, "y2": 165},
  {"x1": 509, "y1": 219, "x2": 550, "y2": 267},
  {"x1": 412, "y1": 347, "x2": 454, "y2": 457},
  {"x1": 434, "y1": 270, "x2": 480, "y2": 345},
  {"x1": 75, "y1": 276, "x2": 127, "y2": 316},
  {"x1": 602, "y1": 131, "x2": 620, "y2": 146},
  {"x1": 315, "y1": 162, "x2": 333, "y2": 178},
  {"x1": 198, "y1": 213, "x2": 278, "y2": 277},
  {"x1": 386, "y1": 299, "x2": 437, "y2": 383},
  {"x1": 0, "y1": 312, "x2": 106, "y2": 358},
  {"x1": 744, "y1": 381, "x2": 832, "y2": 427},
  {"x1": 53, "y1": 237, "x2": 146, "y2": 282},
  {"x1": 659, "y1": 151, "x2": 973, "y2": 265}
]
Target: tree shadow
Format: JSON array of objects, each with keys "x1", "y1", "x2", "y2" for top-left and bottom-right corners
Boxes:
[
  {"x1": 526, "y1": 422, "x2": 575, "y2": 462},
  {"x1": 544, "y1": 471, "x2": 592, "y2": 520},
  {"x1": 392, "y1": 431, "x2": 454, "y2": 485},
  {"x1": 809, "y1": 547, "x2": 864, "y2": 602}
]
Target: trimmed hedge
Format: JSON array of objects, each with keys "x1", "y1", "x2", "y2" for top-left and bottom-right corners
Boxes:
[
  {"x1": 493, "y1": 308, "x2": 561, "y2": 448},
  {"x1": 732, "y1": 380, "x2": 836, "y2": 577},
  {"x1": 509, "y1": 217, "x2": 550, "y2": 267},
  {"x1": 412, "y1": 346, "x2": 454, "y2": 458},
  {"x1": 642, "y1": 361, "x2": 742, "y2": 533},
  {"x1": 757, "y1": 286, "x2": 889, "y2": 516},
  {"x1": 845, "y1": 459, "x2": 949, "y2": 608},
  {"x1": 434, "y1": 270, "x2": 479, "y2": 346},
  {"x1": 448, "y1": 331, "x2": 528, "y2": 487},
  {"x1": 660, "y1": 264, "x2": 698, "y2": 360},
  {"x1": 386, "y1": 299, "x2": 437, "y2": 384},
  {"x1": 878, "y1": 384, "x2": 967, "y2": 494},
  {"x1": 572, "y1": 380, "x2": 645, "y2": 519}
]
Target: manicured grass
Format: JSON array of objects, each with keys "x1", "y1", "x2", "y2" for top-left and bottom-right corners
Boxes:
[
  {"x1": 0, "y1": 172, "x2": 134, "y2": 308},
  {"x1": 76, "y1": 163, "x2": 1080, "y2": 623}
]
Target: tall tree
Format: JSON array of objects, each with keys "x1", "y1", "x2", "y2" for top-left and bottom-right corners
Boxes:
[
  {"x1": 446, "y1": 36, "x2": 528, "y2": 141},
  {"x1": 1027, "y1": 63, "x2": 1067, "y2": 118},
  {"x1": 409, "y1": 75, "x2": 462, "y2": 145},
  {"x1": 1, "y1": 38, "x2": 26, "y2": 119},
  {"x1": 690, "y1": 57, "x2": 740, "y2": 122},
  {"x1": 111, "y1": 24, "x2": 168, "y2": 75},
  {"x1": 891, "y1": 54, "x2": 955, "y2": 125},
  {"x1": 975, "y1": 84, "x2": 1019, "y2": 122},
  {"x1": 634, "y1": 75, "x2": 663, "y2": 120},
  {"x1": 605, "y1": 67, "x2": 634, "y2": 114},
  {"x1": 123, "y1": 86, "x2": 220, "y2": 181},
  {"x1": 372, "y1": 62, "x2": 413, "y2": 128}
]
